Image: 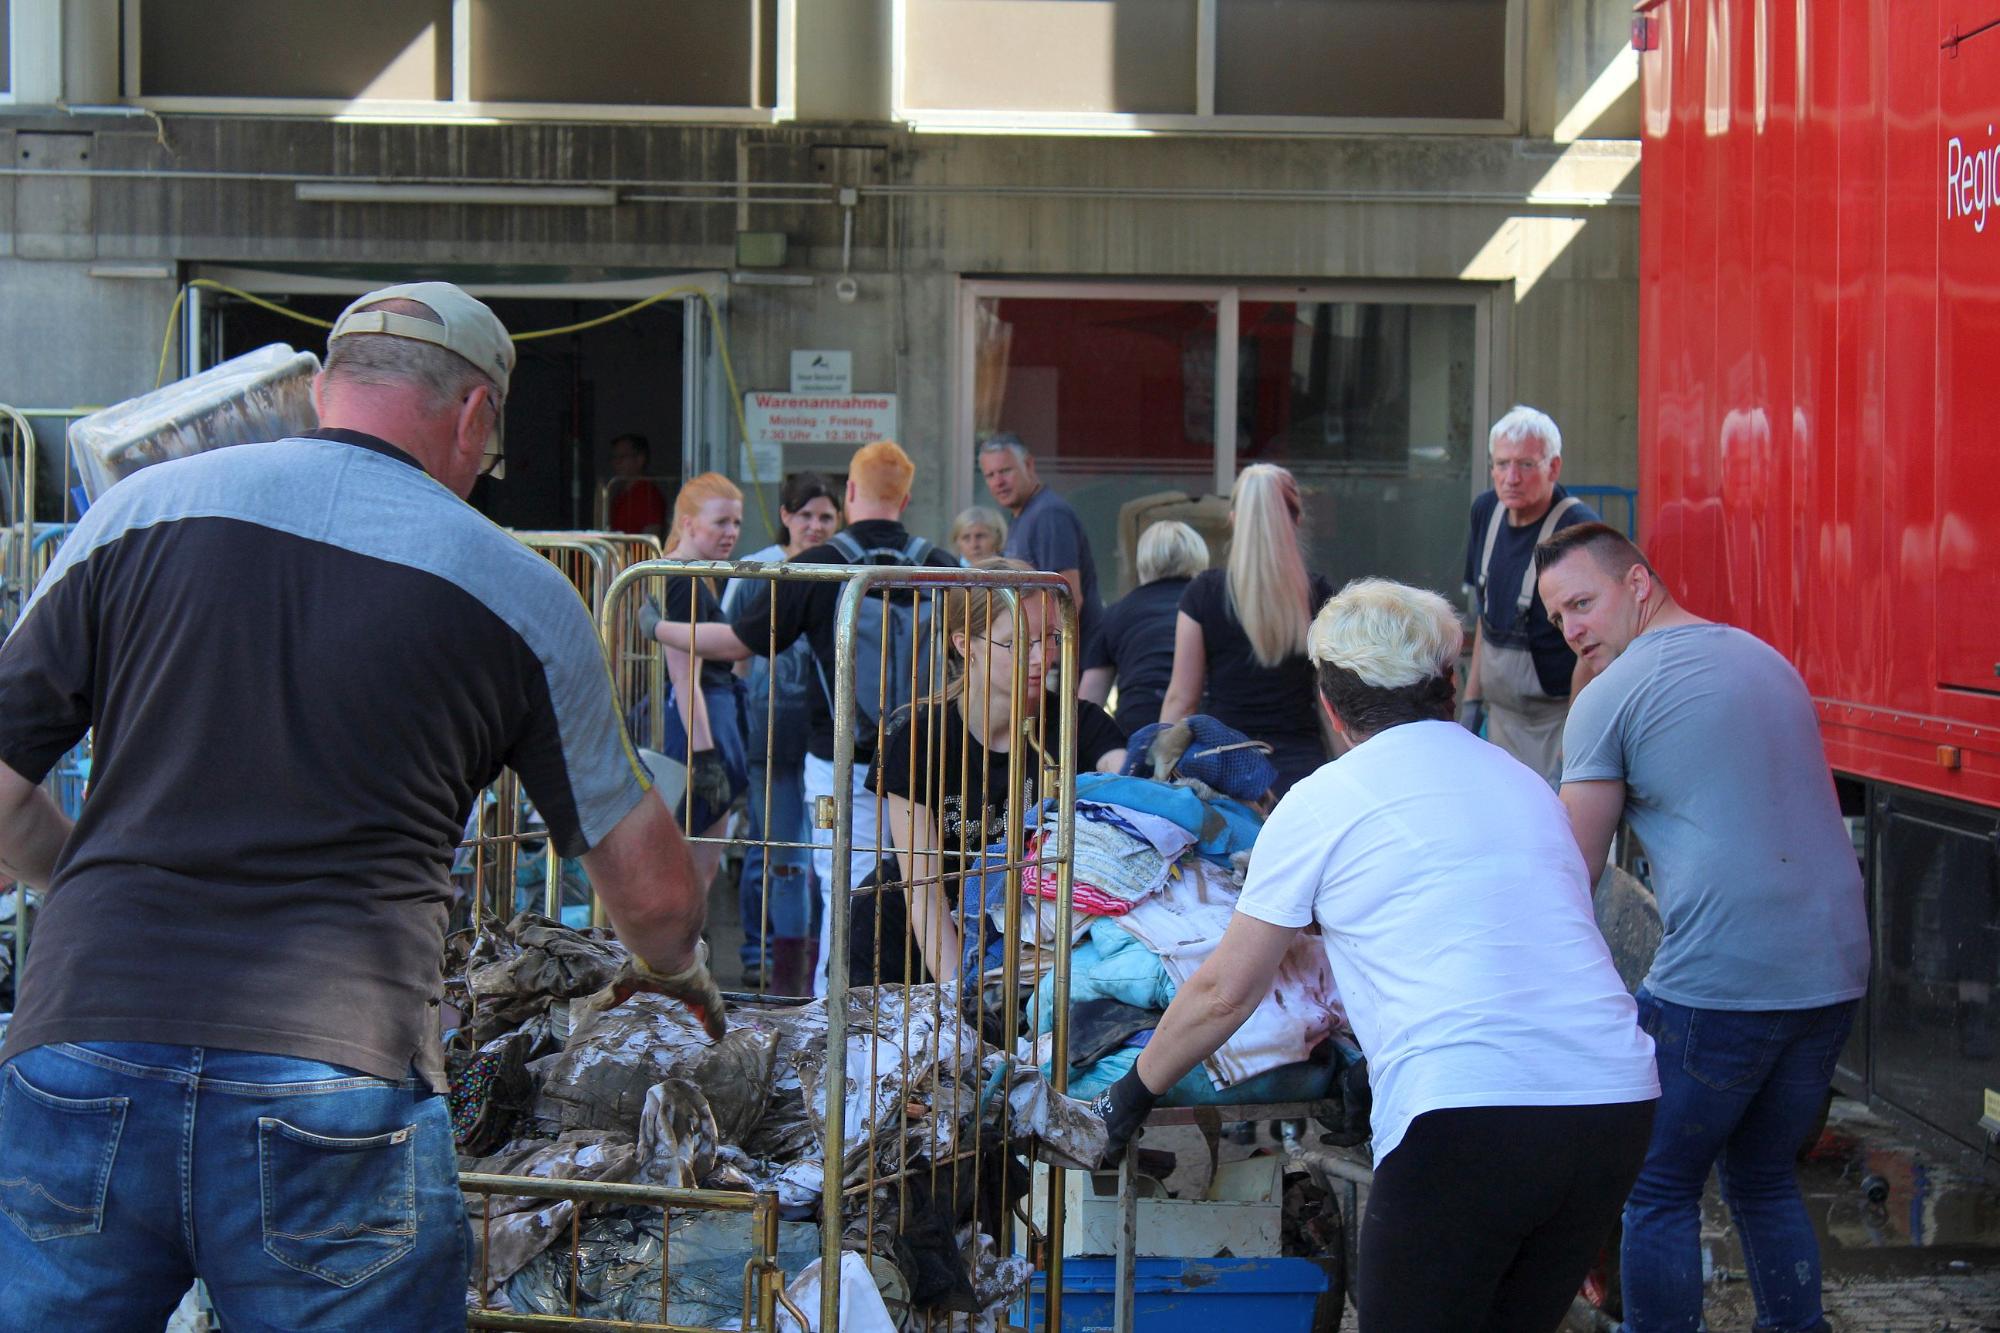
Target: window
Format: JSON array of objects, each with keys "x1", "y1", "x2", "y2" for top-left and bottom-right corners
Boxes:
[
  {"x1": 0, "y1": 0, "x2": 12, "y2": 99},
  {"x1": 124, "y1": 0, "x2": 794, "y2": 121},
  {"x1": 961, "y1": 281, "x2": 1489, "y2": 600},
  {"x1": 897, "y1": 0, "x2": 1518, "y2": 133}
]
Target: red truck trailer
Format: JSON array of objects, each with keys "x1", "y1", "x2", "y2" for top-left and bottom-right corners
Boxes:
[{"x1": 1636, "y1": 0, "x2": 2000, "y2": 1153}]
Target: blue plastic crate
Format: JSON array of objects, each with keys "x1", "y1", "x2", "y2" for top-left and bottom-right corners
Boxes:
[{"x1": 1026, "y1": 1256, "x2": 1329, "y2": 1333}]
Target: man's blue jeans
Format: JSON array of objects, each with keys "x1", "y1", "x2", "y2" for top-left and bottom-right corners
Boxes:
[
  {"x1": 1620, "y1": 991, "x2": 1857, "y2": 1333},
  {"x1": 0, "y1": 1042, "x2": 466, "y2": 1331}
]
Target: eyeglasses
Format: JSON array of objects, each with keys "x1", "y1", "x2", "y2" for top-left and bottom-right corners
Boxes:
[
  {"x1": 1490, "y1": 457, "x2": 1549, "y2": 476},
  {"x1": 479, "y1": 393, "x2": 507, "y2": 480},
  {"x1": 986, "y1": 633, "x2": 1060, "y2": 658}
]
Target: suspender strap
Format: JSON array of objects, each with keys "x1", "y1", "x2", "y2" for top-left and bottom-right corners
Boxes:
[
  {"x1": 1477, "y1": 494, "x2": 1580, "y2": 615},
  {"x1": 1515, "y1": 496, "x2": 1580, "y2": 613}
]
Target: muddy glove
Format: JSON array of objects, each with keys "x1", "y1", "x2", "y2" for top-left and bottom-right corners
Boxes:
[
  {"x1": 1456, "y1": 697, "x2": 1486, "y2": 734},
  {"x1": 584, "y1": 940, "x2": 728, "y2": 1042},
  {"x1": 689, "y1": 750, "x2": 733, "y2": 815},
  {"x1": 1090, "y1": 1065, "x2": 1160, "y2": 1167}
]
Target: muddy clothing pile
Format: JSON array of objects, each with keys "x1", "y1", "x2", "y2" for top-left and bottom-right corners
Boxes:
[{"x1": 448, "y1": 913, "x2": 1102, "y2": 1324}]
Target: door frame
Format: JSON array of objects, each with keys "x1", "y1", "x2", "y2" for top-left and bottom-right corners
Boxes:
[
  {"x1": 952, "y1": 276, "x2": 1502, "y2": 514},
  {"x1": 190, "y1": 265, "x2": 730, "y2": 484}
]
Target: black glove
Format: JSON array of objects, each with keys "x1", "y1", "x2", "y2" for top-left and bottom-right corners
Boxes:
[
  {"x1": 1090, "y1": 1065, "x2": 1160, "y2": 1167},
  {"x1": 689, "y1": 749, "x2": 733, "y2": 813},
  {"x1": 1456, "y1": 697, "x2": 1486, "y2": 734}
]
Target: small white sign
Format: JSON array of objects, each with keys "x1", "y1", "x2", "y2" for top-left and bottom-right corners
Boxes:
[
  {"x1": 738, "y1": 440, "x2": 783, "y2": 484},
  {"x1": 744, "y1": 391, "x2": 898, "y2": 446},
  {"x1": 790, "y1": 350, "x2": 853, "y2": 395}
]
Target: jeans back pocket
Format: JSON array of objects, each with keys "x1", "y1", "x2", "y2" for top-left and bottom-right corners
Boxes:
[
  {"x1": 258, "y1": 1116, "x2": 417, "y2": 1288},
  {"x1": 0, "y1": 1065, "x2": 128, "y2": 1241}
]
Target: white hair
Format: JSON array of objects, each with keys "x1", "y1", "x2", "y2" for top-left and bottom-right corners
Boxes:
[
  {"x1": 1487, "y1": 404, "x2": 1562, "y2": 460},
  {"x1": 1308, "y1": 578, "x2": 1463, "y2": 690},
  {"x1": 1136, "y1": 519, "x2": 1209, "y2": 584}
]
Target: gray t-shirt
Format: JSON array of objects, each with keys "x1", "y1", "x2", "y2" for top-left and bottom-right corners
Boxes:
[
  {"x1": 1561, "y1": 624, "x2": 1869, "y2": 1011},
  {"x1": 1005, "y1": 485, "x2": 1102, "y2": 641}
]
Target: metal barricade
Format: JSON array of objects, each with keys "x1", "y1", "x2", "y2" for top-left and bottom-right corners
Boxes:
[
  {"x1": 602, "y1": 558, "x2": 1086, "y2": 1332},
  {"x1": 462, "y1": 1174, "x2": 789, "y2": 1333}
]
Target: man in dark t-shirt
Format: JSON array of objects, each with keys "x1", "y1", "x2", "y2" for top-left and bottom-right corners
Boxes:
[
  {"x1": 650, "y1": 441, "x2": 960, "y2": 995},
  {"x1": 0, "y1": 284, "x2": 715, "y2": 1327},
  {"x1": 1460, "y1": 405, "x2": 1598, "y2": 786}
]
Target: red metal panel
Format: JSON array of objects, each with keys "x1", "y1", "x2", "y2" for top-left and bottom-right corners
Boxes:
[
  {"x1": 1640, "y1": 0, "x2": 2000, "y2": 809},
  {"x1": 1936, "y1": 4, "x2": 2000, "y2": 696}
]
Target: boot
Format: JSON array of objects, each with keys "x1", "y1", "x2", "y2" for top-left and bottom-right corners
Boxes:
[{"x1": 769, "y1": 936, "x2": 815, "y2": 999}]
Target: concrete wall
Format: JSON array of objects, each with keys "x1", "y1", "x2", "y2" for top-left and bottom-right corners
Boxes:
[{"x1": 2, "y1": 0, "x2": 1642, "y2": 544}]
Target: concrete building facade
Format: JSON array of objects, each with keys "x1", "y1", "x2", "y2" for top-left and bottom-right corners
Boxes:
[{"x1": 2, "y1": 0, "x2": 1641, "y2": 593}]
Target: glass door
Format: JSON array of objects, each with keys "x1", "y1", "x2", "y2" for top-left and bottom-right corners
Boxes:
[{"x1": 959, "y1": 280, "x2": 1488, "y2": 601}]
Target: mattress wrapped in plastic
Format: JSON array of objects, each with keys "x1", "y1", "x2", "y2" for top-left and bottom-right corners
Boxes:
[{"x1": 67, "y1": 344, "x2": 320, "y2": 500}]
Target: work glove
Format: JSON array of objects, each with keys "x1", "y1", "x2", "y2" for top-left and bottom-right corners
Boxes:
[
  {"x1": 1090, "y1": 1065, "x2": 1160, "y2": 1168},
  {"x1": 637, "y1": 595, "x2": 664, "y2": 644},
  {"x1": 1456, "y1": 697, "x2": 1486, "y2": 734},
  {"x1": 689, "y1": 749, "x2": 734, "y2": 815},
  {"x1": 584, "y1": 939, "x2": 728, "y2": 1042}
]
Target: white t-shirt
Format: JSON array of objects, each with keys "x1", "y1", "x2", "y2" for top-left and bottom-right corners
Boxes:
[{"x1": 1235, "y1": 719, "x2": 1658, "y2": 1162}]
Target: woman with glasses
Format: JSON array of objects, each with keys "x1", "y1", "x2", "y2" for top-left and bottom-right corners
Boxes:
[{"x1": 863, "y1": 558, "x2": 1128, "y2": 986}]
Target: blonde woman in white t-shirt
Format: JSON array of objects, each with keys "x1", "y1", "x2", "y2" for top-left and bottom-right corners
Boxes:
[{"x1": 1096, "y1": 577, "x2": 1660, "y2": 1333}]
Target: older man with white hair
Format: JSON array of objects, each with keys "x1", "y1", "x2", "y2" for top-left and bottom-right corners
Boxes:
[
  {"x1": 1460, "y1": 404, "x2": 1600, "y2": 784},
  {"x1": 1095, "y1": 576, "x2": 1657, "y2": 1333}
]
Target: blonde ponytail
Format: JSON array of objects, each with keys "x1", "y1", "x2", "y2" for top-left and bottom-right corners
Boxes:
[{"x1": 1226, "y1": 464, "x2": 1314, "y2": 668}]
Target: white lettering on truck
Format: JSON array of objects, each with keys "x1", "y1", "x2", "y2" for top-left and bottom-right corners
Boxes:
[{"x1": 1946, "y1": 125, "x2": 2000, "y2": 233}]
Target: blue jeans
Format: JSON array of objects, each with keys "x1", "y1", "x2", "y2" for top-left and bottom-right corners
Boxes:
[
  {"x1": 738, "y1": 755, "x2": 818, "y2": 972},
  {"x1": 0, "y1": 1042, "x2": 466, "y2": 1331},
  {"x1": 1620, "y1": 992, "x2": 1857, "y2": 1333}
]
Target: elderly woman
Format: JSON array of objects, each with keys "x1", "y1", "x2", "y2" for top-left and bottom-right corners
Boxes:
[
  {"x1": 946, "y1": 506, "x2": 1007, "y2": 564},
  {"x1": 1098, "y1": 578, "x2": 1659, "y2": 1333},
  {"x1": 1080, "y1": 520, "x2": 1208, "y2": 734}
]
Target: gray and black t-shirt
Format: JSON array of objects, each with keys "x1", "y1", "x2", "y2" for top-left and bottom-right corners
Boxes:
[{"x1": 0, "y1": 430, "x2": 648, "y2": 1090}]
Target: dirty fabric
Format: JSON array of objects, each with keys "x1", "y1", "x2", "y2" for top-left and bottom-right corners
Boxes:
[
  {"x1": 530, "y1": 996, "x2": 777, "y2": 1142},
  {"x1": 452, "y1": 915, "x2": 1107, "y2": 1330},
  {"x1": 503, "y1": 1207, "x2": 820, "y2": 1325},
  {"x1": 1117, "y1": 855, "x2": 1343, "y2": 1088}
]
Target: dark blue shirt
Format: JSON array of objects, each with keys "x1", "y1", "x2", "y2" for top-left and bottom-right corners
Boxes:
[
  {"x1": 1462, "y1": 485, "x2": 1598, "y2": 696},
  {"x1": 1005, "y1": 485, "x2": 1102, "y2": 643}
]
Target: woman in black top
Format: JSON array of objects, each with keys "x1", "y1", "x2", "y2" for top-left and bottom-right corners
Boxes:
[
  {"x1": 867, "y1": 559, "x2": 1128, "y2": 984},
  {"x1": 655, "y1": 472, "x2": 747, "y2": 892},
  {"x1": 1160, "y1": 464, "x2": 1333, "y2": 798},
  {"x1": 1080, "y1": 519, "x2": 1210, "y2": 733}
]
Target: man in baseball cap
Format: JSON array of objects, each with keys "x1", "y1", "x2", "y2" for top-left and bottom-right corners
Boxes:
[
  {"x1": 325, "y1": 280, "x2": 517, "y2": 484},
  {"x1": 0, "y1": 279, "x2": 719, "y2": 1324}
]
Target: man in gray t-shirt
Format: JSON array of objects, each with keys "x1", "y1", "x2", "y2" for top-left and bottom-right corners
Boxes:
[{"x1": 1536, "y1": 522, "x2": 1868, "y2": 1333}]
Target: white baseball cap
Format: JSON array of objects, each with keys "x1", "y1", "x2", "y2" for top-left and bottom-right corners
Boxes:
[{"x1": 329, "y1": 281, "x2": 516, "y2": 398}]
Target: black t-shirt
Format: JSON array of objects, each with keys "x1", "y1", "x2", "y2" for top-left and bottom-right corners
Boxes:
[
  {"x1": 870, "y1": 697, "x2": 1127, "y2": 849},
  {"x1": 728, "y1": 519, "x2": 964, "y2": 762},
  {"x1": 661, "y1": 570, "x2": 736, "y2": 691},
  {"x1": 1461, "y1": 487, "x2": 1598, "y2": 696},
  {"x1": 1084, "y1": 577, "x2": 1190, "y2": 734},
  {"x1": 1179, "y1": 568, "x2": 1334, "y2": 748}
]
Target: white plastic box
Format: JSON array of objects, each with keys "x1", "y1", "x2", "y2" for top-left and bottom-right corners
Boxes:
[
  {"x1": 67, "y1": 344, "x2": 321, "y2": 500},
  {"x1": 1030, "y1": 1154, "x2": 1284, "y2": 1258}
]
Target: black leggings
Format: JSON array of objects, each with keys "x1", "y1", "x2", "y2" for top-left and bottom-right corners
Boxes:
[{"x1": 1357, "y1": 1100, "x2": 1655, "y2": 1333}]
